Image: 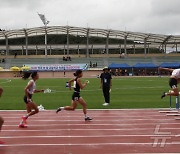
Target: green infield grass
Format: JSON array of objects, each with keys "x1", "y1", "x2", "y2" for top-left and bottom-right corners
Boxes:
[{"x1": 0, "y1": 77, "x2": 175, "y2": 110}]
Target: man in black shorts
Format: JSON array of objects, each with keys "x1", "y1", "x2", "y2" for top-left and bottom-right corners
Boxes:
[{"x1": 100, "y1": 67, "x2": 112, "y2": 106}]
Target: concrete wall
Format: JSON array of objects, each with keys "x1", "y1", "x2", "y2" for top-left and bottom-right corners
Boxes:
[{"x1": 0, "y1": 70, "x2": 102, "y2": 79}]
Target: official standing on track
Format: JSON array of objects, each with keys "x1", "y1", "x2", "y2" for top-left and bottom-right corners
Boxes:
[{"x1": 100, "y1": 67, "x2": 112, "y2": 106}]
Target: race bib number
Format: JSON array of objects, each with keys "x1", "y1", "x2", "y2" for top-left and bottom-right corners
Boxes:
[{"x1": 74, "y1": 97, "x2": 79, "y2": 101}]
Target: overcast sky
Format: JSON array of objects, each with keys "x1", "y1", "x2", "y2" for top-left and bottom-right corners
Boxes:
[{"x1": 0, "y1": 0, "x2": 180, "y2": 35}]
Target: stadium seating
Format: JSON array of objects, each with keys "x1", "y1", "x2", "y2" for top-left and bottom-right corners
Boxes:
[{"x1": 0, "y1": 56, "x2": 180, "y2": 69}]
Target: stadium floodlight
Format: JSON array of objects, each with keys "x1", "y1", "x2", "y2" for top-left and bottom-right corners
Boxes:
[{"x1": 37, "y1": 13, "x2": 50, "y2": 57}]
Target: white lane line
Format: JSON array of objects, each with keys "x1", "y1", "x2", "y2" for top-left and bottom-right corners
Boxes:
[
  {"x1": 4, "y1": 122, "x2": 180, "y2": 126},
  {"x1": 1, "y1": 114, "x2": 166, "y2": 117},
  {"x1": 0, "y1": 109, "x2": 169, "y2": 111},
  {"x1": 2, "y1": 128, "x2": 180, "y2": 132},
  {"x1": 0, "y1": 134, "x2": 176, "y2": 139},
  {"x1": 2, "y1": 117, "x2": 168, "y2": 119},
  {"x1": 0, "y1": 79, "x2": 12, "y2": 84},
  {"x1": 2, "y1": 123, "x2": 180, "y2": 127},
  {"x1": 2, "y1": 118, "x2": 174, "y2": 121},
  {"x1": 0, "y1": 142, "x2": 180, "y2": 147}
]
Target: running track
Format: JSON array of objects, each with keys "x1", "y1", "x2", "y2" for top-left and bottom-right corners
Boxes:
[{"x1": 0, "y1": 109, "x2": 180, "y2": 154}]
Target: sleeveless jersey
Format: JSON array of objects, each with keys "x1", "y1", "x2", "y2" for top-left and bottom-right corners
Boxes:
[
  {"x1": 172, "y1": 69, "x2": 180, "y2": 78},
  {"x1": 27, "y1": 80, "x2": 36, "y2": 94},
  {"x1": 74, "y1": 78, "x2": 80, "y2": 93}
]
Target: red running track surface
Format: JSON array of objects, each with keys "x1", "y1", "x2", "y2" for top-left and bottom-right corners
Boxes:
[{"x1": 0, "y1": 109, "x2": 180, "y2": 154}]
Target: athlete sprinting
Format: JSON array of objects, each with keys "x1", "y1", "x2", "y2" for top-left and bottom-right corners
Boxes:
[
  {"x1": 0, "y1": 87, "x2": 4, "y2": 144},
  {"x1": 160, "y1": 68, "x2": 180, "y2": 98},
  {"x1": 19, "y1": 72, "x2": 44, "y2": 128},
  {"x1": 56, "y1": 70, "x2": 92, "y2": 121}
]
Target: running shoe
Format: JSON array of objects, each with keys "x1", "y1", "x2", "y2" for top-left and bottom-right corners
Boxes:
[
  {"x1": 85, "y1": 116, "x2": 93, "y2": 121},
  {"x1": 103, "y1": 103, "x2": 109, "y2": 106},
  {"x1": 22, "y1": 116, "x2": 27, "y2": 124},
  {"x1": 56, "y1": 108, "x2": 62, "y2": 113},
  {"x1": 18, "y1": 123, "x2": 28, "y2": 128},
  {"x1": 161, "y1": 92, "x2": 166, "y2": 99}
]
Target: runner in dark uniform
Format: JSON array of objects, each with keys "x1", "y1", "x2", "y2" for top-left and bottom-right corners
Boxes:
[
  {"x1": 100, "y1": 67, "x2": 112, "y2": 106},
  {"x1": 56, "y1": 70, "x2": 92, "y2": 121}
]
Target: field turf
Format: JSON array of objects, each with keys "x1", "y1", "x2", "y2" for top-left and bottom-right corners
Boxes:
[{"x1": 0, "y1": 77, "x2": 175, "y2": 110}]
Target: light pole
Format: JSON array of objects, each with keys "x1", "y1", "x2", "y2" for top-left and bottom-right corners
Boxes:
[{"x1": 37, "y1": 13, "x2": 50, "y2": 57}]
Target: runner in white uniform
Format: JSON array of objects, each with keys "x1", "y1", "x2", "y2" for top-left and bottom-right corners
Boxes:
[
  {"x1": 160, "y1": 68, "x2": 180, "y2": 98},
  {"x1": 19, "y1": 72, "x2": 44, "y2": 128}
]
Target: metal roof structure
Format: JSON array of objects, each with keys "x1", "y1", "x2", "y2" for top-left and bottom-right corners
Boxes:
[{"x1": 0, "y1": 26, "x2": 180, "y2": 56}]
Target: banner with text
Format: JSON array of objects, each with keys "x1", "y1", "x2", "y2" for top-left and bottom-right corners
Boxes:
[{"x1": 24, "y1": 64, "x2": 88, "y2": 72}]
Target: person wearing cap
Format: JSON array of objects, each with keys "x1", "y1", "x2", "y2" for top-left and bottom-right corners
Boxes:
[{"x1": 100, "y1": 67, "x2": 112, "y2": 106}]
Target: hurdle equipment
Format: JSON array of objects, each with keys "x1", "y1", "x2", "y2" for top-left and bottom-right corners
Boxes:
[
  {"x1": 175, "y1": 96, "x2": 179, "y2": 110},
  {"x1": 159, "y1": 96, "x2": 179, "y2": 113},
  {"x1": 168, "y1": 95, "x2": 179, "y2": 110}
]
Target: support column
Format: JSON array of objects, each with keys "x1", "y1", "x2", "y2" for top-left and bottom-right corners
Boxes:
[
  {"x1": 119, "y1": 44, "x2": 121, "y2": 54},
  {"x1": 50, "y1": 45, "x2": 52, "y2": 55},
  {"x1": 161, "y1": 44, "x2": 164, "y2": 53},
  {"x1": 23, "y1": 29, "x2": 29, "y2": 56},
  {"x1": 133, "y1": 43, "x2": 136, "y2": 54},
  {"x1": 5, "y1": 36, "x2": 9, "y2": 56},
  {"x1": 22, "y1": 46, "x2": 24, "y2": 55},
  {"x1": 91, "y1": 45, "x2": 94, "y2": 54},
  {"x1": 176, "y1": 44, "x2": 178, "y2": 53},
  {"x1": 64, "y1": 44, "x2": 66, "y2": 55},
  {"x1": 144, "y1": 38, "x2": 147, "y2": 55},
  {"x1": 67, "y1": 26, "x2": 69, "y2": 56},
  {"x1": 36, "y1": 45, "x2": 38, "y2": 55},
  {"x1": 164, "y1": 44, "x2": 167, "y2": 54},
  {"x1": 77, "y1": 44, "x2": 80, "y2": 56},
  {"x1": 124, "y1": 35, "x2": 127, "y2": 55},
  {"x1": 25, "y1": 35, "x2": 28, "y2": 56},
  {"x1": 106, "y1": 31, "x2": 110, "y2": 55},
  {"x1": 45, "y1": 27, "x2": 48, "y2": 57},
  {"x1": 86, "y1": 28, "x2": 90, "y2": 58},
  {"x1": 148, "y1": 44, "x2": 150, "y2": 54}
]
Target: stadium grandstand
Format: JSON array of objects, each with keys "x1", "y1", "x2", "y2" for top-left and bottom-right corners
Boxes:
[{"x1": 0, "y1": 26, "x2": 180, "y2": 70}]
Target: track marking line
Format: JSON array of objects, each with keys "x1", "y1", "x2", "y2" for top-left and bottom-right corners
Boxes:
[
  {"x1": 1, "y1": 142, "x2": 180, "y2": 147},
  {"x1": 0, "y1": 134, "x2": 176, "y2": 139},
  {"x1": 166, "y1": 114, "x2": 180, "y2": 116},
  {"x1": 2, "y1": 128, "x2": 180, "y2": 132},
  {"x1": 2, "y1": 123, "x2": 180, "y2": 127}
]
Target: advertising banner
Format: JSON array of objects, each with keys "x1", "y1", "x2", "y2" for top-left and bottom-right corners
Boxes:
[{"x1": 24, "y1": 64, "x2": 88, "y2": 72}]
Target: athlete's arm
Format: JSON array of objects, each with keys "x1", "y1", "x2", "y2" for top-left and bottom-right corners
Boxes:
[
  {"x1": 68, "y1": 79, "x2": 75, "y2": 90},
  {"x1": 159, "y1": 67, "x2": 174, "y2": 72},
  {"x1": 100, "y1": 73, "x2": 103, "y2": 88},
  {"x1": 177, "y1": 78, "x2": 180, "y2": 83},
  {"x1": 110, "y1": 79, "x2": 112, "y2": 88},
  {"x1": 34, "y1": 89, "x2": 44, "y2": 93},
  {"x1": 77, "y1": 78, "x2": 88, "y2": 90},
  {"x1": 100, "y1": 79, "x2": 103, "y2": 88}
]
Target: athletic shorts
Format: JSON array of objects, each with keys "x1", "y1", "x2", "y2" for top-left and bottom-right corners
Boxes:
[
  {"x1": 169, "y1": 78, "x2": 178, "y2": 89},
  {"x1": 72, "y1": 92, "x2": 80, "y2": 101},
  {"x1": 24, "y1": 94, "x2": 33, "y2": 104}
]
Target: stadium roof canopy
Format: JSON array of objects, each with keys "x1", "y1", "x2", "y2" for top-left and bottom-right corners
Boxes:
[
  {"x1": 0, "y1": 26, "x2": 180, "y2": 56},
  {"x1": 0, "y1": 26, "x2": 180, "y2": 45}
]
